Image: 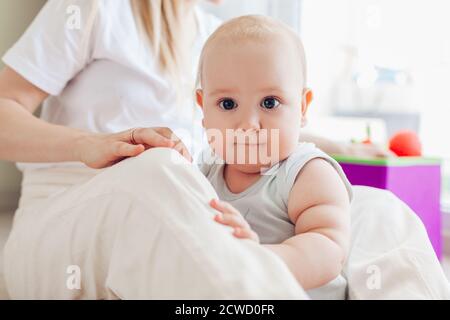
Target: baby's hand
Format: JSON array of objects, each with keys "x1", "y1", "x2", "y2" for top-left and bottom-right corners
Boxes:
[{"x1": 210, "y1": 199, "x2": 260, "y2": 243}]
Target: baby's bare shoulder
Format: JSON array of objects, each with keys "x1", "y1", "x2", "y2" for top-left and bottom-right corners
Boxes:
[{"x1": 287, "y1": 158, "x2": 350, "y2": 223}]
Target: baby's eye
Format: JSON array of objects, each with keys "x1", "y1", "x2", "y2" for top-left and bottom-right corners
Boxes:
[
  {"x1": 261, "y1": 97, "x2": 280, "y2": 110},
  {"x1": 219, "y1": 99, "x2": 238, "y2": 111}
]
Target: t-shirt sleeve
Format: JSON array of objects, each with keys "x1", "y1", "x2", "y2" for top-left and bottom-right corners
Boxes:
[
  {"x1": 278, "y1": 143, "x2": 354, "y2": 206},
  {"x1": 1, "y1": 0, "x2": 99, "y2": 96}
]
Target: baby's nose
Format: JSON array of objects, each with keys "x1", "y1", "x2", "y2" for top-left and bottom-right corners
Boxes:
[
  {"x1": 238, "y1": 125, "x2": 260, "y2": 133},
  {"x1": 237, "y1": 113, "x2": 261, "y2": 132}
]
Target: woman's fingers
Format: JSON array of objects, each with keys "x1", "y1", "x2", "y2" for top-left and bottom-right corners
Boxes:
[
  {"x1": 131, "y1": 128, "x2": 174, "y2": 148},
  {"x1": 80, "y1": 127, "x2": 194, "y2": 169},
  {"x1": 173, "y1": 140, "x2": 193, "y2": 162},
  {"x1": 156, "y1": 128, "x2": 193, "y2": 162},
  {"x1": 134, "y1": 128, "x2": 193, "y2": 162},
  {"x1": 113, "y1": 141, "x2": 145, "y2": 158}
]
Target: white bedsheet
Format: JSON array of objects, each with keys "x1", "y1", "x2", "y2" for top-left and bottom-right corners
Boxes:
[{"x1": 345, "y1": 186, "x2": 450, "y2": 299}]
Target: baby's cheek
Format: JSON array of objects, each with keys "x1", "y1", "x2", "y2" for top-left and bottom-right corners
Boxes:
[
  {"x1": 277, "y1": 128, "x2": 301, "y2": 158},
  {"x1": 205, "y1": 127, "x2": 233, "y2": 162}
]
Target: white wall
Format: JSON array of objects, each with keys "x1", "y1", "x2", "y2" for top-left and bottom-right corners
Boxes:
[
  {"x1": 301, "y1": 0, "x2": 450, "y2": 158},
  {"x1": 201, "y1": 0, "x2": 302, "y2": 32},
  {"x1": 0, "y1": 0, "x2": 47, "y2": 211}
]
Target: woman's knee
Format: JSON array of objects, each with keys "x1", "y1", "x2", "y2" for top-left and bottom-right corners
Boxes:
[
  {"x1": 88, "y1": 147, "x2": 217, "y2": 210},
  {"x1": 103, "y1": 147, "x2": 185, "y2": 179},
  {"x1": 101, "y1": 147, "x2": 201, "y2": 190},
  {"x1": 122, "y1": 147, "x2": 187, "y2": 172}
]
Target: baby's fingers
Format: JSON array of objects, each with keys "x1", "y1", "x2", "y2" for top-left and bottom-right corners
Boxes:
[
  {"x1": 234, "y1": 228, "x2": 260, "y2": 243},
  {"x1": 210, "y1": 199, "x2": 240, "y2": 216},
  {"x1": 214, "y1": 212, "x2": 247, "y2": 229}
]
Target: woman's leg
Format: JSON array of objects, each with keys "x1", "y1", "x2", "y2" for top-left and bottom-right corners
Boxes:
[{"x1": 4, "y1": 148, "x2": 307, "y2": 299}]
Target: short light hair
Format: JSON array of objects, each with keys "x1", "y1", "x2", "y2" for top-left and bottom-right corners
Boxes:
[{"x1": 196, "y1": 15, "x2": 307, "y2": 89}]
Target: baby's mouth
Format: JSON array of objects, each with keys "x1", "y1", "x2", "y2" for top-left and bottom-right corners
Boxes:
[
  {"x1": 233, "y1": 136, "x2": 268, "y2": 146},
  {"x1": 234, "y1": 141, "x2": 267, "y2": 146}
]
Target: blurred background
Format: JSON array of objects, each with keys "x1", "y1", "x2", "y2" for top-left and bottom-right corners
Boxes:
[
  {"x1": 203, "y1": 0, "x2": 450, "y2": 224},
  {"x1": 1, "y1": 0, "x2": 450, "y2": 229}
]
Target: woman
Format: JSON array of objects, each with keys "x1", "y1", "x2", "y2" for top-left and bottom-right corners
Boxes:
[
  {"x1": 1, "y1": 0, "x2": 444, "y2": 300},
  {"x1": 0, "y1": 0, "x2": 309, "y2": 299}
]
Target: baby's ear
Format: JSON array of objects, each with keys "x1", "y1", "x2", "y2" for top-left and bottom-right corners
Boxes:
[
  {"x1": 196, "y1": 89, "x2": 204, "y2": 109},
  {"x1": 196, "y1": 89, "x2": 205, "y2": 128},
  {"x1": 301, "y1": 89, "x2": 313, "y2": 128}
]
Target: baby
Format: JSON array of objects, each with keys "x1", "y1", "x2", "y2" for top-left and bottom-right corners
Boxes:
[{"x1": 195, "y1": 15, "x2": 352, "y2": 299}]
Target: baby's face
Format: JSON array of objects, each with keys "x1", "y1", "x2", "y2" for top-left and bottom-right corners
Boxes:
[{"x1": 197, "y1": 35, "x2": 312, "y2": 173}]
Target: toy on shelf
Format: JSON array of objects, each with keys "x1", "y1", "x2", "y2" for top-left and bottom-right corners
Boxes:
[
  {"x1": 335, "y1": 127, "x2": 441, "y2": 258},
  {"x1": 351, "y1": 123, "x2": 373, "y2": 145},
  {"x1": 389, "y1": 130, "x2": 422, "y2": 157}
]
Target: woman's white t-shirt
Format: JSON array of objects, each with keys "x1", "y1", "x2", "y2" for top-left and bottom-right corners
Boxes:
[{"x1": 2, "y1": 0, "x2": 221, "y2": 170}]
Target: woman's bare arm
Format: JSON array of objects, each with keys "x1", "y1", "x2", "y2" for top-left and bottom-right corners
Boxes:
[
  {"x1": 0, "y1": 67, "x2": 191, "y2": 168},
  {"x1": 0, "y1": 66, "x2": 87, "y2": 163}
]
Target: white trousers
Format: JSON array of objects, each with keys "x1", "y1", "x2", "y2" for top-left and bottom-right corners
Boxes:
[
  {"x1": 4, "y1": 148, "x2": 307, "y2": 299},
  {"x1": 4, "y1": 148, "x2": 450, "y2": 299}
]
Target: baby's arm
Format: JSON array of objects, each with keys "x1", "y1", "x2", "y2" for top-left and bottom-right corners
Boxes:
[{"x1": 264, "y1": 159, "x2": 351, "y2": 290}]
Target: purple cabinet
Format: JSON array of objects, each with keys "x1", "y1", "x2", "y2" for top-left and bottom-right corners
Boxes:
[{"x1": 334, "y1": 156, "x2": 442, "y2": 259}]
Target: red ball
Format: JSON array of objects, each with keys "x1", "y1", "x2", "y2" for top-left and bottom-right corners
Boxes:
[{"x1": 389, "y1": 130, "x2": 422, "y2": 157}]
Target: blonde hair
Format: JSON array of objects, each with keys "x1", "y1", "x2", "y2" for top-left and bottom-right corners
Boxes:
[
  {"x1": 131, "y1": 0, "x2": 191, "y2": 81},
  {"x1": 196, "y1": 15, "x2": 307, "y2": 89}
]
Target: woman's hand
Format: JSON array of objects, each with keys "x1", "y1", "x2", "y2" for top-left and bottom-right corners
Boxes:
[
  {"x1": 210, "y1": 199, "x2": 260, "y2": 243},
  {"x1": 75, "y1": 127, "x2": 192, "y2": 169}
]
